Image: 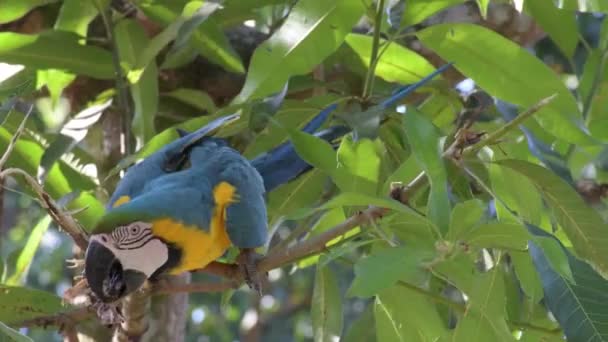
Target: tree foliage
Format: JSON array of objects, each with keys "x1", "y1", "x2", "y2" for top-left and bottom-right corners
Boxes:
[{"x1": 0, "y1": 0, "x2": 607, "y2": 341}]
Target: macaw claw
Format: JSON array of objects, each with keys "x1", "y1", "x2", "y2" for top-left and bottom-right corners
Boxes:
[
  {"x1": 66, "y1": 258, "x2": 85, "y2": 269},
  {"x1": 237, "y1": 248, "x2": 264, "y2": 296}
]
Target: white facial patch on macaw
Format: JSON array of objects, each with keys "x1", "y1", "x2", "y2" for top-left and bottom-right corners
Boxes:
[{"x1": 90, "y1": 221, "x2": 168, "y2": 278}]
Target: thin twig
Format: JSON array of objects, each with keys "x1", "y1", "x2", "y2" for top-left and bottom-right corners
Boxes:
[
  {"x1": 95, "y1": 1, "x2": 133, "y2": 154},
  {"x1": 464, "y1": 93, "x2": 558, "y2": 155},
  {"x1": 583, "y1": 50, "x2": 608, "y2": 122},
  {"x1": 361, "y1": 0, "x2": 386, "y2": 99},
  {"x1": 0, "y1": 168, "x2": 89, "y2": 249},
  {"x1": 0, "y1": 104, "x2": 33, "y2": 170}
]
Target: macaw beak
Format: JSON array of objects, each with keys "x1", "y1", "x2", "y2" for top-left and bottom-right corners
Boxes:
[{"x1": 84, "y1": 239, "x2": 146, "y2": 303}]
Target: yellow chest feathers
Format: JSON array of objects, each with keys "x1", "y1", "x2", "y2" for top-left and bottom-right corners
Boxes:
[{"x1": 150, "y1": 181, "x2": 237, "y2": 274}]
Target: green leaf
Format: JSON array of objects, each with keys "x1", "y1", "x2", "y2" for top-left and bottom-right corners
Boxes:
[
  {"x1": 432, "y1": 253, "x2": 477, "y2": 293},
  {"x1": 0, "y1": 0, "x2": 55, "y2": 24},
  {"x1": 452, "y1": 270, "x2": 513, "y2": 342},
  {"x1": 129, "y1": 2, "x2": 221, "y2": 82},
  {"x1": 0, "y1": 125, "x2": 104, "y2": 228},
  {"x1": 447, "y1": 199, "x2": 484, "y2": 240},
  {"x1": 525, "y1": 1, "x2": 578, "y2": 58},
  {"x1": 498, "y1": 159, "x2": 608, "y2": 279},
  {"x1": 233, "y1": 0, "x2": 365, "y2": 102},
  {"x1": 386, "y1": 212, "x2": 441, "y2": 248},
  {"x1": 404, "y1": 109, "x2": 450, "y2": 233},
  {"x1": 555, "y1": 0, "x2": 608, "y2": 13},
  {"x1": 0, "y1": 321, "x2": 33, "y2": 342},
  {"x1": 0, "y1": 286, "x2": 69, "y2": 325},
  {"x1": 463, "y1": 221, "x2": 530, "y2": 251},
  {"x1": 489, "y1": 164, "x2": 543, "y2": 225},
  {"x1": 6, "y1": 215, "x2": 51, "y2": 285},
  {"x1": 335, "y1": 137, "x2": 380, "y2": 195},
  {"x1": 163, "y1": 88, "x2": 217, "y2": 113},
  {"x1": 417, "y1": 23, "x2": 592, "y2": 145},
  {"x1": 400, "y1": 0, "x2": 465, "y2": 27},
  {"x1": 312, "y1": 265, "x2": 343, "y2": 342},
  {"x1": 374, "y1": 285, "x2": 447, "y2": 341},
  {"x1": 37, "y1": 0, "x2": 99, "y2": 101},
  {"x1": 510, "y1": 250, "x2": 544, "y2": 303},
  {"x1": 188, "y1": 18, "x2": 244, "y2": 74},
  {"x1": 0, "y1": 31, "x2": 114, "y2": 79},
  {"x1": 286, "y1": 127, "x2": 337, "y2": 172},
  {"x1": 116, "y1": 19, "x2": 159, "y2": 143},
  {"x1": 268, "y1": 169, "x2": 326, "y2": 221},
  {"x1": 244, "y1": 97, "x2": 337, "y2": 158},
  {"x1": 343, "y1": 34, "x2": 436, "y2": 84},
  {"x1": 39, "y1": 99, "x2": 109, "y2": 184},
  {"x1": 475, "y1": 0, "x2": 489, "y2": 18},
  {"x1": 528, "y1": 227, "x2": 608, "y2": 342},
  {"x1": 343, "y1": 304, "x2": 376, "y2": 342},
  {"x1": 348, "y1": 246, "x2": 433, "y2": 298},
  {"x1": 141, "y1": 2, "x2": 243, "y2": 73},
  {"x1": 532, "y1": 236, "x2": 575, "y2": 284}
]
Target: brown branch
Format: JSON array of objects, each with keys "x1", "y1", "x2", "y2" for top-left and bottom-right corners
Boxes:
[{"x1": 0, "y1": 104, "x2": 33, "y2": 170}]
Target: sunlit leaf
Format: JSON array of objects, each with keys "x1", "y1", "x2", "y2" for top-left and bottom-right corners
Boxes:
[
  {"x1": 0, "y1": 0, "x2": 56, "y2": 24},
  {"x1": 335, "y1": 137, "x2": 380, "y2": 195},
  {"x1": 343, "y1": 34, "x2": 435, "y2": 84},
  {"x1": 6, "y1": 215, "x2": 51, "y2": 285},
  {"x1": 417, "y1": 23, "x2": 593, "y2": 145},
  {"x1": 400, "y1": 0, "x2": 465, "y2": 27},
  {"x1": 37, "y1": 0, "x2": 99, "y2": 101},
  {"x1": 234, "y1": 0, "x2": 365, "y2": 102},
  {"x1": 0, "y1": 31, "x2": 114, "y2": 79},
  {"x1": 0, "y1": 125, "x2": 104, "y2": 228}
]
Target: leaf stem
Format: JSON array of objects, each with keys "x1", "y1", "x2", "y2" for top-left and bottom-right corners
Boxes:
[
  {"x1": 95, "y1": 1, "x2": 133, "y2": 154},
  {"x1": 464, "y1": 93, "x2": 558, "y2": 156},
  {"x1": 361, "y1": 0, "x2": 386, "y2": 99},
  {"x1": 582, "y1": 50, "x2": 608, "y2": 122}
]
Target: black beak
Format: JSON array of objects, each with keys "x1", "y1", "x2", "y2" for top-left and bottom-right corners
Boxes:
[{"x1": 84, "y1": 240, "x2": 146, "y2": 303}]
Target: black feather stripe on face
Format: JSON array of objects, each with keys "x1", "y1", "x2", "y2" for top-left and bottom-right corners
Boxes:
[{"x1": 150, "y1": 240, "x2": 182, "y2": 280}]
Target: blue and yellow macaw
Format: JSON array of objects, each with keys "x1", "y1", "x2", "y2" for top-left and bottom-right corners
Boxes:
[
  {"x1": 84, "y1": 65, "x2": 451, "y2": 303},
  {"x1": 84, "y1": 108, "x2": 346, "y2": 303}
]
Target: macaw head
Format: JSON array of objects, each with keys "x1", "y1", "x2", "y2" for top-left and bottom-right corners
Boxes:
[{"x1": 84, "y1": 220, "x2": 172, "y2": 303}]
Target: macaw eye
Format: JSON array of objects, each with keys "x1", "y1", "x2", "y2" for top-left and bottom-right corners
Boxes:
[{"x1": 130, "y1": 226, "x2": 139, "y2": 235}]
